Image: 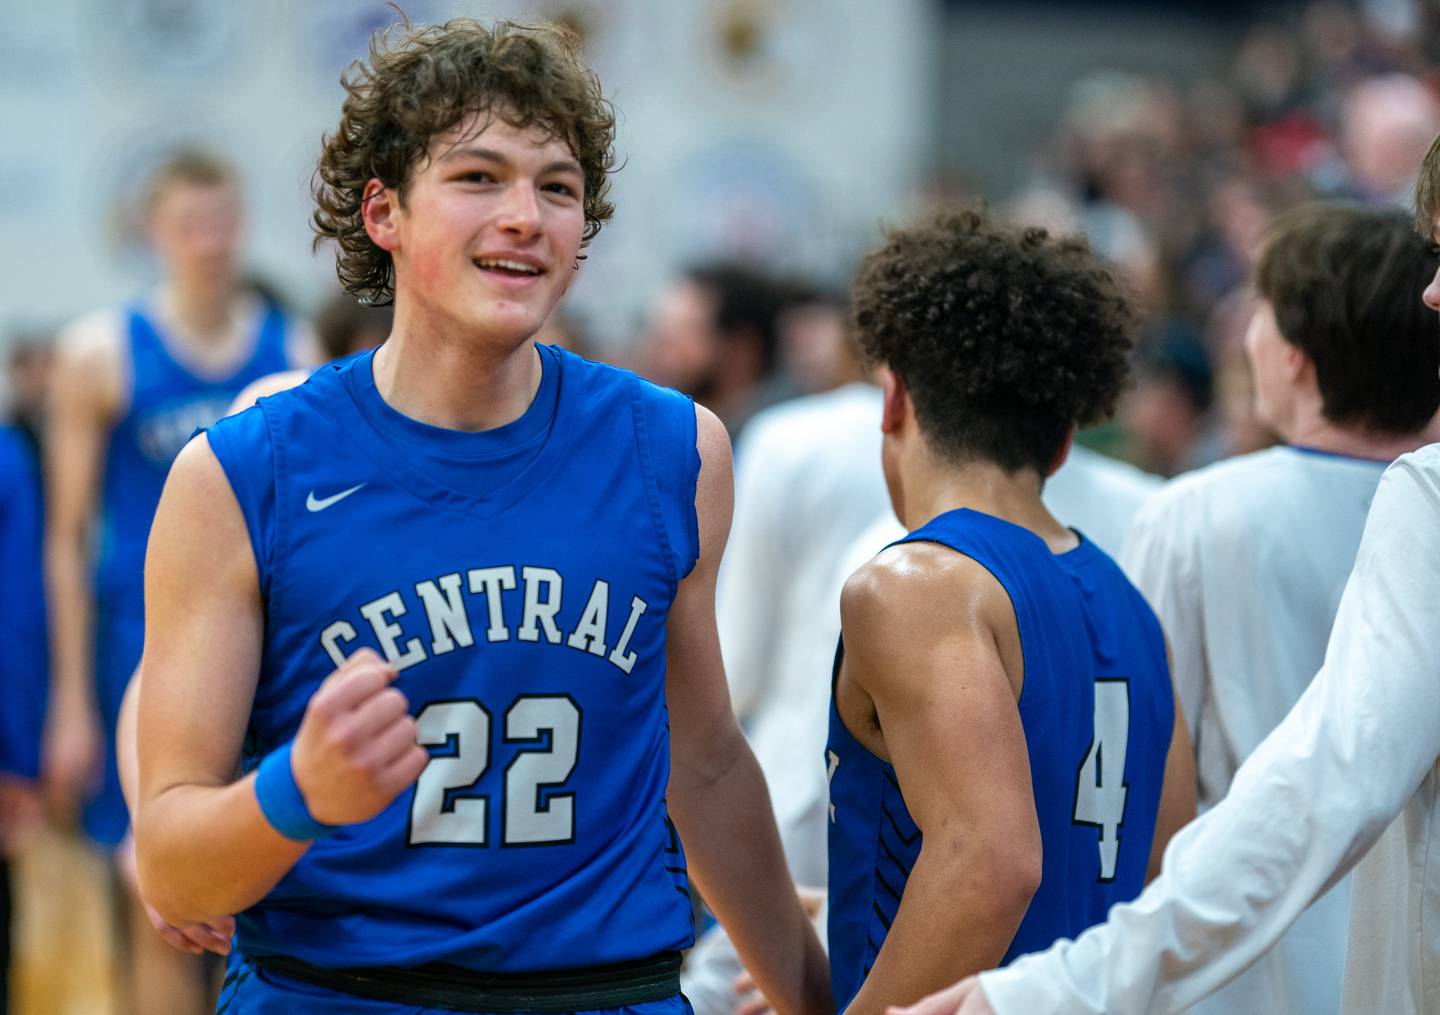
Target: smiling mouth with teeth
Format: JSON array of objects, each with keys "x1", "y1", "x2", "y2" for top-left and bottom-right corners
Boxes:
[{"x1": 475, "y1": 257, "x2": 545, "y2": 276}]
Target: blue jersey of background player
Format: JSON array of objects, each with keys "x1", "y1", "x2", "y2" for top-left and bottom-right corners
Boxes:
[
  {"x1": 133, "y1": 18, "x2": 830, "y2": 1015},
  {"x1": 825, "y1": 210, "x2": 1197, "y2": 1015}
]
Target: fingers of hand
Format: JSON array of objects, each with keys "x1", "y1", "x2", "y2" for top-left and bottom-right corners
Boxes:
[
  {"x1": 357, "y1": 714, "x2": 422, "y2": 772},
  {"x1": 379, "y1": 744, "x2": 431, "y2": 797},
  {"x1": 349, "y1": 687, "x2": 411, "y2": 738},
  {"x1": 181, "y1": 921, "x2": 232, "y2": 955},
  {"x1": 314, "y1": 650, "x2": 396, "y2": 709},
  {"x1": 146, "y1": 905, "x2": 202, "y2": 956},
  {"x1": 156, "y1": 922, "x2": 204, "y2": 955},
  {"x1": 735, "y1": 992, "x2": 772, "y2": 1015}
]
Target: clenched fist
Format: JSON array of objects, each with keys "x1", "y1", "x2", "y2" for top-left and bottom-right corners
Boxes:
[{"x1": 290, "y1": 648, "x2": 430, "y2": 826}]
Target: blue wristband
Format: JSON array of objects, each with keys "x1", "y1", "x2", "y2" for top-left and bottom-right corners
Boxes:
[{"x1": 254, "y1": 742, "x2": 338, "y2": 842}]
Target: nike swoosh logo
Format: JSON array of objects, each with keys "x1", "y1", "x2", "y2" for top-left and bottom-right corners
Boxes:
[{"x1": 306, "y1": 483, "x2": 367, "y2": 512}]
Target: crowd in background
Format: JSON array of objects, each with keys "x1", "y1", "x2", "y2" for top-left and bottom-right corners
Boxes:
[{"x1": 996, "y1": 0, "x2": 1440, "y2": 473}]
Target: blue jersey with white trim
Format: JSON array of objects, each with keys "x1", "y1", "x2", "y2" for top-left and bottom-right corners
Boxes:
[
  {"x1": 826, "y1": 509, "x2": 1173, "y2": 1011},
  {"x1": 95, "y1": 300, "x2": 291, "y2": 613},
  {"x1": 205, "y1": 344, "x2": 698, "y2": 972}
]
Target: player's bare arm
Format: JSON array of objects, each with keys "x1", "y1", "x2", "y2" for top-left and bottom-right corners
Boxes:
[
  {"x1": 113, "y1": 375, "x2": 309, "y2": 838},
  {"x1": 135, "y1": 434, "x2": 427, "y2": 925},
  {"x1": 1148, "y1": 639, "x2": 1197, "y2": 882},
  {"x1": 836, "y1": 543, "x2": 1041, "y2": 1015},
  {"x1": 663, "y1": 404, "x2": 833, "y2": 1015},
  {"x1": 42, "y1": 312, "x2": 123, "y2": 816},
  {"x1": 228, "y1": 369, "x2": 312, "y2": 410}
]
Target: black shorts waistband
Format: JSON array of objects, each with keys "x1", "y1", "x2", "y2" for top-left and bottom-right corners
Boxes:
[{"x1": 249, "y1": 950, "x2": 683, "y2": 1013}]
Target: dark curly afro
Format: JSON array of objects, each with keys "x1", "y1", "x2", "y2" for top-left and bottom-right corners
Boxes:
[{"x1": 852, "y1": 207, "x2": 1135, "y2": 475}]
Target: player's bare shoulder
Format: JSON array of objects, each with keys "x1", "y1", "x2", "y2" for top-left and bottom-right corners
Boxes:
[
  {"x1": 228, "y1": 369, "x2": 312, "y2": 414},
  {"x1": 841, "y1": 540, "x2": 1009, "y2": 641},
  {"x1": 54, "y1": 307, "x2": 127, "y2": 416}
]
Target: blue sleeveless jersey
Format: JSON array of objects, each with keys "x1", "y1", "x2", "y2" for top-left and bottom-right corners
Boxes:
[
  {"x1": 84, "y1": 300, "x2": 291, "y2": 846},
  {"x1": 826, "y1": 509, "x2": 1173, "y2": 1010},
  {"x1": 204, "y1": 344, "x2": 699, "y2": 972},
  {"x1": 96, "y1": 301, "x2": 292, "y2": 613}
]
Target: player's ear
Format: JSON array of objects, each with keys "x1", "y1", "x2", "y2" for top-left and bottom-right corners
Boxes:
[
  {"x1": 1284, "y1": 343, "x2": 1310, "y2": 384},
  {"x1": 362, "y1": 179, "x2": 401, "y2": 253},
  {"x1": 880, "y1": 367, "x2": 909, "y2": 435},
  {"x1": 1047, "y1": 425, "x2": 1076, "y2": 478}
]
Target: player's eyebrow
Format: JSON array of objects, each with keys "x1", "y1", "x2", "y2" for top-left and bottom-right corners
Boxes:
[{"x1": 441, "y1": 145, "x2": 581, "y2": 177}]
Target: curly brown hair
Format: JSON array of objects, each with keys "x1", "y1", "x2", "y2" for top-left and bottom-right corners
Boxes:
[
  {"x1": 312, "y1": 17, "x2": 617, "y2": 305},
  {"x1": 852, "y1": 208, "x2": 1135, "y2": 475}
]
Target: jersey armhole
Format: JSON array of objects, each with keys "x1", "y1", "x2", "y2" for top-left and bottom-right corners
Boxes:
[
  {"x1": 204, "y1": 410, "x2": 278, "y2": 603},
  {"x1": 631, "y1": 379, "x2": 701, "y2": 585}
]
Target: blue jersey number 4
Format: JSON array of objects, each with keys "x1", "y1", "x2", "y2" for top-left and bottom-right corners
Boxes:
[{"x1": 1072, "y1": 678, "x2": 1130, "y2": 881}]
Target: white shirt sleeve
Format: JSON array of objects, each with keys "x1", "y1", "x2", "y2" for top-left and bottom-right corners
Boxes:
[{"x1": 978, "y1": 449, "x2": 1440, "y2": 1015}]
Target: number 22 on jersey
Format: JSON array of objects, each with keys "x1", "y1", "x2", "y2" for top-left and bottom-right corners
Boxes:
[
  {"x1": 408, "y1": 694, "x2": 581, "y2": 847},
  {"x1": 1072, "y1": 678, "x2": 1130, "y2": 881}
]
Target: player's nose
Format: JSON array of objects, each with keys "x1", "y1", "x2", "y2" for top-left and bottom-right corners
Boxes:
[
  {"x1": 495, "y1": 181, "x2": 542, "y2": 238},
  {"x1": 1424, "y1": 264, "x2": 1440, "y2": 313}
]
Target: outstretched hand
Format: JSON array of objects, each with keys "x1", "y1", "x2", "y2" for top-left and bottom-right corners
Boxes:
[{"x1": 885, "y1": 977, "x2": 994, "y2": 1015}]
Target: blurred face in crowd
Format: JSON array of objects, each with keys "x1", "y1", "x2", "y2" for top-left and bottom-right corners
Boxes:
[
  {"x1": 644, "y1": 279, "x2": 717, "y2": 393},
  {"x1": 368, "y1": 112, "x2": 586, "y2": 347},
  {"x1": 780, "y1": 302, "x2": 851, "y2": 394},
  {"x1": 148, "y1": 180, "x2": 244, "y2": 290},
  {"x1": 1243, "y1": 300, "x2": 1300, "y2": 436}
]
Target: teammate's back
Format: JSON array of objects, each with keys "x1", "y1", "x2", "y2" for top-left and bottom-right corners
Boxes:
[{"x1": 825, "y1": 208, "x2": 1194, "y2": 1015}]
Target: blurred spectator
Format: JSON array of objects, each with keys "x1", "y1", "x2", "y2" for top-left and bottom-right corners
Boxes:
[
  {"x1": 638, "y1": 263, "x2": 789, "y2": 434},
  {"x1": 1124, "y1": 329, "x2": 1220, "y2": 477},
  {"x1": 775, "y1": 285, "x2": 864, "y2": 396},
  {"x1": 312, "y1": 291, "x2": 392, "y2": 362},
  {"x1": 1339, "y1": 73, "x2": 1440, "y2": 204},
  {"x1": 5, "y1": 334, "x2": 55, "y2": 464},
  {"x1": 537, "y1": 305, "x2": 593, "y2": 361}
]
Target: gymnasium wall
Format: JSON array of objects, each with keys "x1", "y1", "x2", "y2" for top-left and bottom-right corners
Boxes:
[{"x1": 0, "y1": 0, "x2": 936, "y2": 349}]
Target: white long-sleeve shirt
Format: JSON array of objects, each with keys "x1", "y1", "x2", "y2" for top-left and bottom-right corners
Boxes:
[
  {"x1": 978, "y1": 443, "x2": 1440, "y2": 1014},
  {"x1": 1120, "y1": 446, "x2": 1389, "y2": 1015}
]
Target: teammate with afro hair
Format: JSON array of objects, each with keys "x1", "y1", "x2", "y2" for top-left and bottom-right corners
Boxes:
[{"x1": 823, "y1": 207, "x2": 1194, "y2": 1015}]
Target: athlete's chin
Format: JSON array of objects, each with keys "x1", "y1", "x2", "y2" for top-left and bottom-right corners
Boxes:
[{"x1": 463, "y1": 303, "x2": 551, "y2": 347}]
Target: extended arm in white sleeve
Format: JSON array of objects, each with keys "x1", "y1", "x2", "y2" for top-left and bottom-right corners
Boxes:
[{"x1": 978, "y1": 450, "x2": 1440, "y2": 1014}]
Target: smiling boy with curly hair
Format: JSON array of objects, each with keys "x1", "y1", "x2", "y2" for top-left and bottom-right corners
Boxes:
[{"x1": 132, "y1": 16, "x2": 829, "y2": 1015}]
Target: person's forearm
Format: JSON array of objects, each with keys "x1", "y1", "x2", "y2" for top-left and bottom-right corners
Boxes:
[
  {"x1": 136, "y1": 774, "x2": 308, "y2": 925},
  {"x1": 45, "y1": 534, "x2": 95, "y2": 713},
  {"x1": 847, "y1": 840, "x2": 1034, "y2": 1015},
  {"x1": 669, "y1": 740, "x2": 832, "y2": 1015}
]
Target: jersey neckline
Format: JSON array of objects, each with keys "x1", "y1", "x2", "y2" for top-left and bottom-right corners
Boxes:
[
  {"x1": 334, "y1": 343, "x2": 578, "y2": 520},
  {"x1": 128, "y1": 295, "x2": 276, "y2": 387},
  {"x1": 907, "y1": 506, "x2": 1100, "y2": 564},
  {"x1": 1284, "y1": 443, "x2": 1395, "y2": 467}
]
